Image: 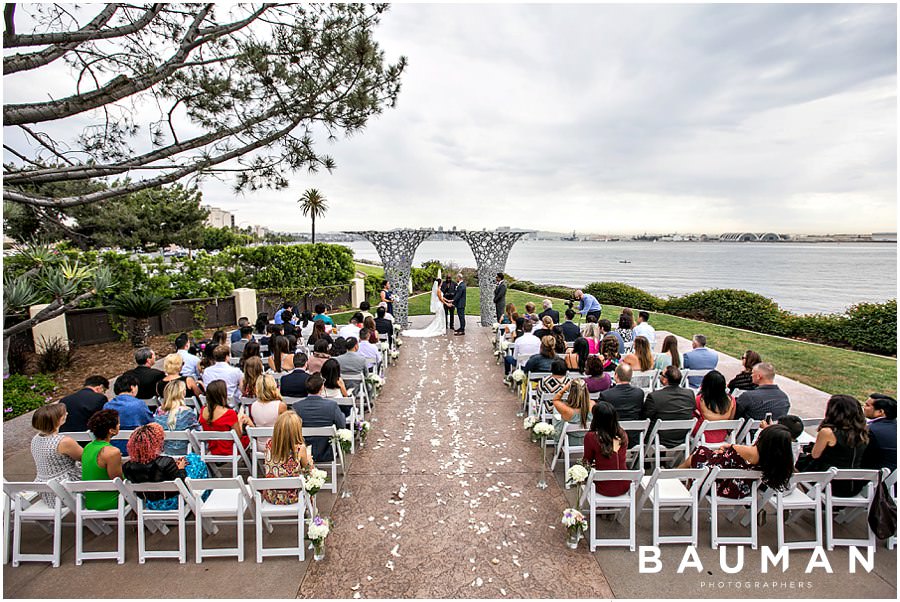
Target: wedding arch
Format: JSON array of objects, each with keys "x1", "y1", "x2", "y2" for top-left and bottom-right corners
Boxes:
[{"x1": 346, "y1": 229, "x2": 529, "y2": 327}]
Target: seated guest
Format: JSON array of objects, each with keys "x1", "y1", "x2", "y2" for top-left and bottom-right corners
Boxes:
[
  {"x1": 522, "y1": 302, "x2": 539, "y2": 324},
  {"x1": 504, "y1": 319, "x2": 541, "y2": 376},
  {"x1": 734, "y1": 362, "x2": 790, "y2": 420},
  {"x1": 199, "y1": 380, "x2": 252, "y2": 454},
  {"x1": 199, "y1": 331, "x2": 229, "y2": 372},
  {"x1": 533, "y1": 315, "x2": 554, "y2": 339},
  {"x1": 153, "y1": 380, "x2": 200, "y2": 455},
  {"x1": 551, "y1": 326, "x2": 567, "y2": 354},
  {"x1": 802, "y1": 395, "x2": 869, "y2": 496},
  {"x1": 560, "y1": 309, "x2": 581, "y2": 342},
  {"x1": 597, "y1": 364, "x2": 644, "y2": 447},
  {"x1": 862, "y1": 393, "x2": 897, "y2": 471},
  {"x1": 156, "y1": 353, "x2": 203, "y2": 400},
  {"x1": 692, "y1": 370, "x2": 736, "y2": 443},
  {"x1": 760, "y1": 414, "x2": 804, "y2": 463},
  {"x1": 538, "y1": 299, "x2": 560, "y2": 324},
  {"x1": 231, "y1": 326, "x2": 255, "y2": 357},
  {"x1": 502, "y1": 303, "x2": 517, "y2": 325},
  {"x1": 263, "y1": 411, "x2": 315, "y2": 504},
  {"x1": 598, "y1": 319, "x2": 625, "y2": 355},
  {"x1": 239, "y1": 340, "x2": 261, "y2": 370},
  {"x1": 259, "y1": 323, "x2": 283, "y2": 349},
  {"x1": 358, "y1": 328, "x2": 381, "y2": 365},
  {"x1": 280, "y1": 354, "x2": 311, "y2": 398},
  {"x1": 583, "y1": 355, "x2": 612, "y2": 393},
  {"x1": 249, "y1": 375, "x2": 288, "y2": 441},
  {"x1": 538, "y1": 359, "x2": 570, "y2": 403},
  {"x1": 654, "y1": 335, "x2": 683, "y2": 371},
  {"x1": 312, "y1": 303, "x2": 335, "y2": 328},
  {"x1": 682, "y1": 334, "x2": 719, "y2": 387},
  {"x1": 306, "y1": 339, "x2": 332, "y2": 374},
  {"x1": 254, "y1": 312, "x2": 269, "y2": 335},
  {"x1": 512, "y1": 311, "x2": 525, "y2": 340},
  {"x1": 642, "y1": 366, "x2": 695, "y2": 448},
  {"x1": 103, "y1": 371, "x2": 153, "y2": 454},
  {"x1": 59, "y1": 375, "x2": 109, "y2": 434},
  {"x1": 374, "y1": 307, "x2": 394, "y2": 345},
  {"x1": 632, "y1": 311, "x2": 656, "y2": 348},
  {"x1": 600, "y1": 335, "x2": 621, "y2": 372},
  {"x1": 376, "y1": 301, "x2": 395, "y2": 323},
  {"x1": 31, "y1": 403, "x2": 83, "y2": 506},
  {"x1": 267, "y1": 336, "x2": 294, "y2": 374},
  {"x1": 359, "y1": 301, "x2": 374, "y2": 321},
  {"x1": 330, "y1": 337, "x2": 348, "y2": 357},
  {"x1": 230, "y1": 317, "x2": 251, "y2": 343},
  {"x1": 282, "y1": 316, "x2": 298, "y2": 338},
  {"x1": 82, "y1": 409, "x2": 124, "y2": 510},
  {"x1": 361, "y1": 318, "x2": 379, "y2": 344},
  {"x1": 336, "y1": 337, "x2": 369, "y2": 380},
  {"x1": 307, "y1": 319, "x2": 333, "y2": 348},
  {"x1": 297, "y1": 311, "x2": 315, "y2": 340},
  {"x1": 337, "y1": 314, "x2": 364, "y2": 340},
  {"x1": 615, "y1": 312, "x2": 635, "y2": 344},
  {"x1": 564, "y1": 337, "x2": 590, "y2": 372},
  {"x1": 552, "y1": 379, "x2": 594, "y2": 446},
  {"x1": 621, "y1": 336, "x2": 654, "y2": 372},
  {"x1": 581, "y1": 322, "x2": 601, "y2": 354},
  {"x1": 123, "y1": 423, "x2": 193, "y2": 510},
  {"x1": 727, "y1": 350, "x2": 762, "y2": 393},
  {"x1": 241, "y1": 356, "x2": 265, "y2": 398},
  {"x1": 618, "y1": 307, "x2": 634, "y2": 327},
  {"x1": 201, "y1": 345, "x2": 244, "y2": 404},
  {"x1": 523, "y1": 336, "x2": 560, "y2": 374},
  {"x1": 680, "y1": 424, "x2": 794, "y2": 498},
  {"x1": 290, "y1": 373, "x2": 346, "y2": 463},
  {"x1": 175, "y1": 333, "x2": 201, "y2": 380},
  {"x1": 273, "y1": 302, "x2": 294, "y2": 325},
  {"x1": 321, "y1": 358, "x2": 351, "y2": 399},
  {"x1": 132, "y1": 347, "x2": 165, "y2": 399},
  {"x1": 583, "y1": 402, "x2": 630, "y2": 496}
]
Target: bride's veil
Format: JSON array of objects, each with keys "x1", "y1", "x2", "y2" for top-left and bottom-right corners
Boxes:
[{"x1": 429, "y1": 280, "x2": 440, "y2": 313}]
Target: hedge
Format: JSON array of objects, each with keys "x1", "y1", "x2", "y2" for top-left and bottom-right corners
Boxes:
[
  {"x1": 509, "y1": 280, "x2": 578, "y2": 301},
  {"x1": 583, "y1": 281, "x2": 665, "y2": 311},
  {"x1": 663, "y1": 289, "x2": 791, "y2": 336}
]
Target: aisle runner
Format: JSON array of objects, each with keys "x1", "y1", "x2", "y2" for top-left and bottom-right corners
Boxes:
[{"x1": 298, "y1": 324, "x2": 612, "y2": 598}]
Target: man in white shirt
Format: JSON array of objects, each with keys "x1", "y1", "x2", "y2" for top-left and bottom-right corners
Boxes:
[
  {"x1": 201, "y1": 345, "x2": 244, "y2": 403},
  {"x1": 357, "y1": 328, "x2": 381, "y2": 367},
  {"x1": 632, "y1": 311, "x2": 656, "y2": 348},
  {"x1": 175, "y1": 333, "x2": 200, "y2": 380},
  {"x1": 337, "y1": 314, "x2": 363, "y2": 340},
  {"x1": 504, "y1": 319, "x2": 541, "y2": 375}
]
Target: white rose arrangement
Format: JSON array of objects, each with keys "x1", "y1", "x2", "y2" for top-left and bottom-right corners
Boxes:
[
  {"x1": 523, "y1": 416, "x2": 537, "y2": 431},
  {"x1": 511, "y1": 368, "x2": 525, "y2": 383},
  {"x1": 532, "y1": 421, "x2": 554, "y2": 439},
  {"x1": 304, "y1": 468, "x2": 328, "y2": 496},
  {"x1": 332, "y1": 428, "x2": 353, "y2": 454}
]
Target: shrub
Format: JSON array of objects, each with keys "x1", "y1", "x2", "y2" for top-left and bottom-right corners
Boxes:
[
  {"x1": 839, "y1": 300, "x2": 896, "y2": 355},
  {"x1": 35, "y1": 337, "x2": 76, "y2": 372},
  {"x1": 663, "y1": 289, "x2": 791, "y2": 335},
  {"x1": 509, "y1": 280, "x2": 577, "y2": 301},
  {"x1": 411, "y1": 260, "x2": 443, "y2": 292},
  {"x1": 3, "y1": 374, "x2": 57, "y2": 421},
  {"x1": 583, "y1": 281, "x2": 665, "y2": 311}
]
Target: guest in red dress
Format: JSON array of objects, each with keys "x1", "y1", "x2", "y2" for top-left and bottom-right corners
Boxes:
[
  {"x1": 199, "y1": 380, "x2": 251, "y2": 455},
  {"x1": 582, "y1": 401, "x2": 631, "y2": 496}
]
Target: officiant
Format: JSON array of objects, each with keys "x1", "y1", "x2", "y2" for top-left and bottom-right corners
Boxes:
[{"x1": 441, "y1": 274, "x2": 457, "y2": 330}]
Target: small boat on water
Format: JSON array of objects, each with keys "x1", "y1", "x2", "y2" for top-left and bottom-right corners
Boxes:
[{"x1": 619, "y1": 260, "x2": 631, "y2": 263}]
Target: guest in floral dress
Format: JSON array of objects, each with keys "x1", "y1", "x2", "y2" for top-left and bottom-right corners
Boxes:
[
  {"x1": 263, "y1": 412, "x2": 314, "y2": 504},
  {"x1": 680, "y1": 424, "x2": 795, "y2": 498}
]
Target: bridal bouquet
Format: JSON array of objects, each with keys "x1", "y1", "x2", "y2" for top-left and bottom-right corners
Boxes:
[
  {"x1": 511, "y1": 368, "x2": 525, "y2": 383},
  {"x1": 303, "y1": 468, "x2": 328, "y2": 496},
  {"x1": 306, "y1": 515, "x2": 333, "y2": 560},
  {"x1": 561, "y1": 508, "x2": 588, "y2": 548},
  {"x1": 332, "y1": 429, "x2": 353, "y2": 454}
]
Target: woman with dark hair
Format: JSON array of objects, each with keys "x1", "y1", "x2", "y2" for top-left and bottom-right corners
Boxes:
[
  {"x1": 600, "y1": 335, "x2": 620, "y2": 372},
  {"x1": 727, "y1": 350, "x2": 762, "y2": 393},
  {"x1": 616, "y1": 313, "x2": 634, "y2": 344},
  {"x1": 551, "y1": 325, "x2": 566, "y2": 355},
  {"x1": 523, "y1": 336, "x2": 559, "y2": 373},
  {"x1": 654, "y1": 335, "x2": 683, "y2": 370},
  {"x1": 321, "y1": 358, "x2": 350, "y2": 399},
  {"x1": 307, "y1": 319, "x2": 333, "y2": 347},
  {"x1": 803, "y1": 395, "x2": 870, "y2": 496},
  {"x1": 622, "y1": 336, "x2": 654, "y2": 372},
  {"x1": 306, "y1": 338, "x2": 332, "y2": 373},
  {"x1": 297, "y1": 310, "x2": 315, "y2": 340},
  {"x1": 583, "y1": 355, "x2": 612, "y2": 393},
  {"x1": 267, "y1": 335, "x2": 293, "y2": 373},
  {"x1": 552, "y1": 379, "x2": 595, "y2": 447},
  {"x1": 538, "y1": 359, "x2": 570, "y2": 400},
  {"x1": 199, "y1": 380, "x2": 252, "y2": 455},
  {"x1": 380, "y1": 280, "x2": 394, "y2": 316},
  {"x1": 681, "y1": 424, "x2": 794, "y2": 498},
  {"x1": 239, "y1": 340, "x2": 261, "y2": 370},
  {"x1": 582, "y1": 402, "x2": 630, "y2": 496},
  {"x1": 82, "y1": 409, "x2": 123, "y2": 510},
  {"x1": 362, "y1": 316, "x2": 379, "y2": 344},
  {"x1": 330, "y1": 337, "x2": 348, "y2": 357},
  {"x1": 241, "y1": 356, "x2": 265, "y2": 398},
  {"x1": 255, "y1": 312, "x2": 269, "y2": 335},
  {"x1": 565, "y1": 337, "x2": 590, "y2": 372},
  {"x1": 692, "y1": 370, "x2": 736, "y2": 443}
]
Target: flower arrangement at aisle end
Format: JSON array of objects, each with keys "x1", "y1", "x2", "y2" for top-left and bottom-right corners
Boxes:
[
  {"x1": 395, "y1": 337, "x2": 403, "y2": 347},
  {"x1": 303, "y1": 468, "x2": 329, "y2": 497},
  {"x1": 306, "y1": 515, "x2": 333, "y2": 561},
  {"x1": 531, "y1": 421, "x2": 555, "y2": 489},
  {"x1": 523, "y1": 416, "x2": 537, "y2": 431},
  {"x1": 491, "y1": 321, "x2": 500, "y2": 332},
  {"x1": 332, "y1": 428, "x2": 353, "y2": 454},
  {"x1": 357, "y1": 421, "x2": 371, "y2": 446},
  {"x1": 378, "y1": 342, "x2": 389, "y2": 352},
  {"x1": 561, "y1": 508, "x2": 588, "y2": 549},
  {"x1": 390, "y1": 349, "x2": 400, "y2": 360},
  {"x1": 566, "y1": 463, "x2": 591, "y2": 503},
  {"x1": 366, "y1": 373, "x2": 385, "y2": 390},
  {"x1": 511, "y1": 368, "x2": 525, "y2": 383},
  {"x1": 532, "y1": 421, "x2": 554, "y2": 439}
]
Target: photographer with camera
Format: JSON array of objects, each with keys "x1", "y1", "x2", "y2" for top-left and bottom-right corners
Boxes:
[{"x1": 573, "y1": 289, "x2": 602, "y2": 322}]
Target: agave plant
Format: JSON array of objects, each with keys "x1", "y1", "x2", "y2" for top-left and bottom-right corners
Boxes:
[{"x1": 110, "y1": 293, "x2": 172, "y2": 348}]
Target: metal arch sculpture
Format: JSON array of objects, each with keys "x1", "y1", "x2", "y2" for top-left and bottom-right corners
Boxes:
[
  {"x1": 455, "y1": 230, "x2": 529, "y2": 326},
  {"x1": 346, "y1": 229, "x2": 435, "y2": 327}
]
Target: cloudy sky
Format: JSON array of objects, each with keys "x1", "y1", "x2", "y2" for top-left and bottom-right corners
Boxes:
[{"x1": 6, "y1": 4, "x2": 897, "y2": 235}]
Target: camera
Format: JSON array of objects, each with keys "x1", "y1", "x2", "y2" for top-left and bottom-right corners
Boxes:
[{"x1": 564, "y1": 298, "x2": 575, "y2": 310}]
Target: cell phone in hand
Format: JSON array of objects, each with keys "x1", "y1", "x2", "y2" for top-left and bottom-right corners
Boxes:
[{"x1": 764, "y1": 412, "x2": 773, "y2": 424}]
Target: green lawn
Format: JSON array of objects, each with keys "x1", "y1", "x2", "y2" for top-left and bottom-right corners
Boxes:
[{"x1": 353, "y1": 262, "x2": 384, "y2": 278}]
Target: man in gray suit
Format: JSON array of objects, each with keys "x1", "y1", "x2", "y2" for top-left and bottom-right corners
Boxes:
[
  {"x1": 291, "y1": 373, "x2": 346, "y2": 462},
  {"x1": 336, "y1": 337, "x2": 369, "y2": 379},
  {"x1": 493, "y1": 273, "x2": 507, "y2": 321},
  {"x1": 453, "y1": 273, "x2": 467, "y2": 335},
  {"x1": 641, "y1": 366, "x2": 695, "y2": 448}
]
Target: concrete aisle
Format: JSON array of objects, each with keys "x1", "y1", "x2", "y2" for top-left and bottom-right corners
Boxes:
[{"x1": 298, "y1": 319, "x2": 613, "y2": 598}]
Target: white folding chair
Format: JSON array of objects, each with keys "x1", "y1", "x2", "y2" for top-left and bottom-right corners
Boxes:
[
  {"x1": 139, "y1": 396, "x2": 160, "y2": 411},
  {"x1": 186, "y1": 476, "x2": 252, "y2": 563},
  {"x1": 579, "y1": 469, "x2": 643, "y2": 551},
  {"x1": 228, "y1": 356, "x2": 242, "y2": 366},
  {"x1": 638, "y1": 468, "x2": 708, "y2": 546},
  {"x1": 124, "y1": 479, "x2": 194, "y2": 564},
  {"x1": 550, "y1": 423, "x2": 589, "y2": 477},
  {"x1": 303, "y1": 425, "x2": 342, "y2": 492},
  {"x1": 644, "y1": 418, "x2": 696, "y2": 469},
  {"x1": 246, "y1": 426, "x2": 274, "y2": 478},
  {"x1": 247, "y1": 476, "x2": 312, "y2": 563},
  {"x1": 884, "y1": 468, "x2": 897, "y2": 549},
  {"x1": 691, "y1": 418, "x2": 744, "y2": 450},
  {"x1": 59, "y1": 478, "x2": 132, "y2": 565},
  {"x1": 335, "y1": 396, "x2": 359, "y2": 454},
  {"x1": 796, "y1": 417, "x2": 821, "y2": 445},
  {"x1": 190, "y1": 430, "x2": 251, "y2": 477},
  {"x1": 701, "y1": 467, "x2": 762, "y2": 549},
  {"x1": 763, "y1": 471, "x2": 834, "y2": 550},
  {"x1": 237, "y1": 396, "x2": 256, "y2": 412},
  {"x1": 161, "y1": 430, "x2": 199, "y2": 457},
  {"x1": 680, "y1": 369, "x2": 711, "y2": 390},
  {"x1": 524, "y1": 372, "x2": 551, "y2": 415},
  {"x1": 825, "y1": 468, "x2": 880, "y2": 550},
  {"x1": 620, "y1": 419, "x2": 650, "y2": 469},
  {"x1": 4, "y1": 480, "x2": 72, "y2": 567},
  {"x1": 735, "y1": 418, "x2": 761, "y2": 445},
  {"x1": 631, "y1": 370, "x2": 659, "y2": 394}
]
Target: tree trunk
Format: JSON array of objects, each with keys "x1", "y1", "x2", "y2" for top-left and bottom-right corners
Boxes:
[
  {"x1": 311, "y1": 216, "x2": 316, "y2": 244},
  {"x1": 131, "y1": 318, "x2": 151, "y2": 348}
]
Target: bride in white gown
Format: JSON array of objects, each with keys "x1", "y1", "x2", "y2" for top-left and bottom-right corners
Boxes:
[{"x1": 402, "y1": 279, "x2": 448, "y2": 338}]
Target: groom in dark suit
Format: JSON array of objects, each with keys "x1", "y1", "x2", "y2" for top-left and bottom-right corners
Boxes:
[{"x1": 453, "y1": 273, "x2": 467, "y2": 335}]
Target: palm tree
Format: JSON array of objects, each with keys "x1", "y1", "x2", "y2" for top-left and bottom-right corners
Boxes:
[{"x1": 297, "y1": 189, "x2": 328, "y2": 244}]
